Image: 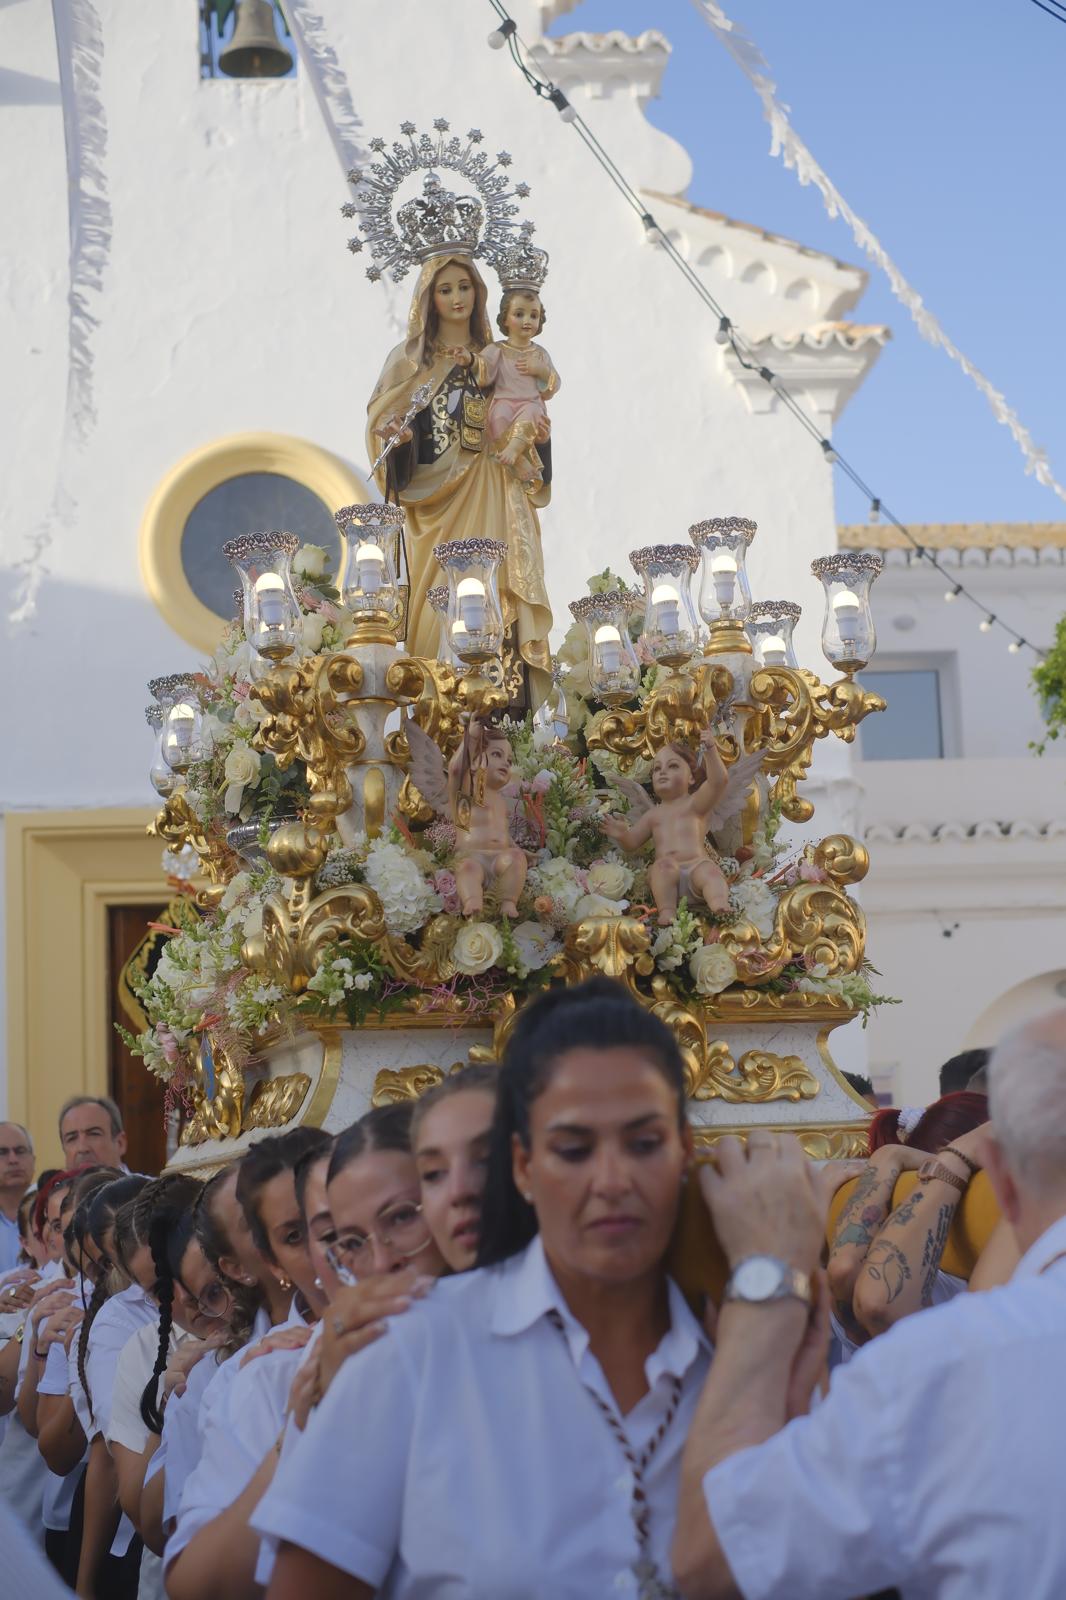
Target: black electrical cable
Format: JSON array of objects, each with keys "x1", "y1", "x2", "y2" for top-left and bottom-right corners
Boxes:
[{"x1": 482, "y1": 0, "x2": 1041, "y2": 654}]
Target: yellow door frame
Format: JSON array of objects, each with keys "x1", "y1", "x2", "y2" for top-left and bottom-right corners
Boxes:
[{"x1": 6, "y1": 808, "x2": 163, "y2": 1168}]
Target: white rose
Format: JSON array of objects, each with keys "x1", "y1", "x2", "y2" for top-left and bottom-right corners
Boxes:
[
  {"x1": 223, "y1": 742, "x2": 261, "y2": 815},
  {"x1": 587, "y1": 858, "x2": 633, "y2": 900},
  {"x1": 689, "y1": 943, "x2": 738, "y2": 996},
  {"x1": 233, "y1": 696, "x2": 265, "y2": 731},
  {"x1": 452, "y1": 921, "x2": 504, "y2": 976},
  {"x1": 573, "y1": 893, "x2": 627, "y2": 921},
  {"x1": 295, "y1": 543, "x2": 328, "y2": 580},
  {"x1": 220, "y1": 871, "x2": 252, "y2": 912},
  {"x1": 301, "y1": 612, "x2": 327, "y2": 652}
]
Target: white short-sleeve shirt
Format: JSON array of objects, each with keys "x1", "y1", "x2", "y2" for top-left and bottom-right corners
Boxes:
[
  {"x1": 705, "y1": 1214, "x2": 1066, "y2": 1599},
  {"x1": 108, "y1": 1319, "x2": 182, "y2": 1455},
  {"x1": 252, "y1": 1236, "x2": 712, "y2": 1599}
]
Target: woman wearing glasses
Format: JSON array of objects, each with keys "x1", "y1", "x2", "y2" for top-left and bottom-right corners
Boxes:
[{"x1": 257, "y1": 977, "x2": 708, "y2": 1600}]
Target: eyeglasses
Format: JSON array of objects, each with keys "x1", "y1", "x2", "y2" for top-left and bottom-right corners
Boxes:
[
  {"x1": 325, "y1": 1201, "x2": 430, "y2": 1281},
  {"x1": 178, "y1": 1277, "x2": 231, "y2": 1321}
]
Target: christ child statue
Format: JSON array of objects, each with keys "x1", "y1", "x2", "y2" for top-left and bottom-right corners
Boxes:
[
  {"x1": 448, "y1": 721, "x2": 528, "y2": 918},
  {"x1": 602, "y1": 730, "x2": 733, "y2": 926},
  {"x1": 476, "y1": 289, "x2": 560, "y2": 485}
]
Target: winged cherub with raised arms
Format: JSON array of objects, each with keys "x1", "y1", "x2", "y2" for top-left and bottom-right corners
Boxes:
[
  {"x1": 603, "y1": 732, "x2": 763, "y2": 926},
  {"x1": 406, "y1": 719, "x2": 527, "y2": 918}
]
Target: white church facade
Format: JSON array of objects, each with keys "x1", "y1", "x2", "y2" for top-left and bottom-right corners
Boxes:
[{"x1": 2, "y1": 0, "x2": 1062, "y2": 1149}]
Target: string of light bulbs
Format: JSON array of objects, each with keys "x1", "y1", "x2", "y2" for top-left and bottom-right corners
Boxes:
[{"x1": 485, "y1": 0, "x2": 1041, "y2": 659}]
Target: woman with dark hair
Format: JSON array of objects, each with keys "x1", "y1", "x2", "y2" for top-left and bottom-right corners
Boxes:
[
  {"x1": 65, "y1": 1174, "x2": 153, "y2": 1600},
  {"x1": 139, "y1": 1161, "x2": 283, "y2": 1559},
  {"x1": 412, "y1": 1064, "x2": 498, "y2": 1273},
  {"x1": 828, "y1": 1090, "x2": 991, "y2": 1354},
  {"x1": 256, "y1": 977, "x2": 709, "y2": 1600},
  {"x1": 166, "y1": 1127, "x2": 332, "y2": 1600}
]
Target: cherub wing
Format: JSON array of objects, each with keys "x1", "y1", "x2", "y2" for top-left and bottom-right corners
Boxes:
[
  {"x1": 404, "y1": 720, "x2": 451, "y2": 815},
  {"x1": 608, "y1": 774, "x2": 654, "y2": 817},
  {"x1": 706, "y1": 751, "x2": 765, "y2": 832}
]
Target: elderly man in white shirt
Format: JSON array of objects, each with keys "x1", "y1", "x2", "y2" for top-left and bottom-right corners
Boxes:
[{"x1": 671, "y1": 1008, "x2": 1066, "y2": 1600}]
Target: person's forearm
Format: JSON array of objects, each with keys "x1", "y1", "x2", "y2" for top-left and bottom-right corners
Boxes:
[
  {"x1": 114, "y1": 1434, "x2": 158, "y2": 1529},
  {"x1": 167, "y1": 1445, "x2": 281, "y2": 1600},
  {"x1": 38, "y1": 1392, "x2": 87, "y2": 1474},
  {"x1": 853, "y1": 1183, "x2": 959, "y2": 1334},
  {"x1": 0, "y1": 1332, "x2": 23, "y2": 1416},
  {"x1": 76, "y1": 1435, "x2": 121, "y2": 1598},
  {"x1": 140, "y1": 1463, "x2": 167, "y2": 1557},
  {"x1": 673, "y1": 1302, "x2": 806, "y2": 1600},
  {"x1": 826, "y1": 1157, "x2": 903, "y2": 1309}
]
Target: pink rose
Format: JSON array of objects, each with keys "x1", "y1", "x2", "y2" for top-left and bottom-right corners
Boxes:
[
  {"x1": 798, "y1": 862, "x2": 828, "y2": 883},
  {"x1": 433, "y1": 871, "x2": 460, "y2": 915}
]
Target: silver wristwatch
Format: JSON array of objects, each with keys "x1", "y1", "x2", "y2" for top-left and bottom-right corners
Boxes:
[{"x1": 724, "y1": 1255, "x2": 812, "y2": 1308}]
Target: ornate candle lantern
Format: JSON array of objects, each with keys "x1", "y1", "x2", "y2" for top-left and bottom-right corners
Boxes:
[
  {"x1": 224, "y1": 533, "x2": 302, "y2": 662},
  {"x1": 336, "y1": 502, "x2": 405, "y2": 636},
  {"x1": 747, "y1": 600, "x2": 801, "y2": 669},
  {"x1": 690, "y1": 516, "x2": 755, "y2": 627},
  {"x1": 149, "y1": 673, "x2": 205, "y2": 774},
  {"x1": 629, "y1": 544, "x2": 700, "y2": 668},
  {"x1": 434, "y1": 538, "x2": 507, "y2": 665},
  {"x1": 569, "y1": 590, "x2": 642, "y2": 706},
  {"x1": 145, "y1": 704, "x2": 181, "y2": 798},
  {"x1": 811, "y1": 553, "x2": 883, "y2": 673},
  {"x1": 427, "y1": 583, "x2": 463, "y2": 669}
]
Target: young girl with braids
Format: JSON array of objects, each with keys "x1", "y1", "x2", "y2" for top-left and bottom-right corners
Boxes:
[
  {"x1": 64, "y1": 1175, "x2": 153, "y2": 1600},
  {"x1": 137, "y1": 1163, "x2": 275, "y2": 1557}
]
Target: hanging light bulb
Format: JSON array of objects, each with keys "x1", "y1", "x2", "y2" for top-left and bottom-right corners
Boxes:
[
  {"x1": 487, "y1": 18, "x2": 516, "y2": 48},
  {"x1": 979, "y1": 615, "x2": 995, "y2": 633},
  {"x1": 944, "y1": 585, "x2": 962, "y2": 603},
  {"x1": 1008, "y1": 640, "x2": 1022, "y2": 654}
]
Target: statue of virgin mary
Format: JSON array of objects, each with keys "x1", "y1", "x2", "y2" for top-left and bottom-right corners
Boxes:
[{"x1": 366, "y1": 252, "x2": 554, "y2": 709}]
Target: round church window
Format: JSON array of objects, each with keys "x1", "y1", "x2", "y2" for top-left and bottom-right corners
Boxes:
[{"x1": 140, "y1": 433, "x2": 369, "y2": 654}]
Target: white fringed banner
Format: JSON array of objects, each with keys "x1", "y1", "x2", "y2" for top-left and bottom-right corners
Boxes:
[
  {"x1": 10, "y1": 0, "x2": 111, "y2": 626},
  {"x1": 690, "y1": 0, "x2": 1066, "y2": 506}
]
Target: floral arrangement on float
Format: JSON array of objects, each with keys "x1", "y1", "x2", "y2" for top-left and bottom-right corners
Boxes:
[{"x1": 128, "y1": 520, "x2": 893, "y2": 1136}]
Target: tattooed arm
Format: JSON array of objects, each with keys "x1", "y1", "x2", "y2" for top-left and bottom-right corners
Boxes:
[
  {"x1": 852, "y1": 1168, "x2": 966, "y2": 1336},
  {"x1": 826, "y1": 1147, "x2": 923, "y2": 1342}
]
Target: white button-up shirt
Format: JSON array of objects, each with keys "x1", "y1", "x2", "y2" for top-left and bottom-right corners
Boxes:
[
  {"x1": 252, "y1": 1235, "x2": 711, "y2": 1598},
  {"x1": 705, "y1": 1212, "x2": 1066, "y2": 1599}
]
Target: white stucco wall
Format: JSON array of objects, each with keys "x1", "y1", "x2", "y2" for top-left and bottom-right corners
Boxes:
[
  {"x1": 1, "y1": 0, "x2": 886, "y2": 1107},
  {"x1": 857, "y1": 539, "x2": 1066, "y2": 1102}
]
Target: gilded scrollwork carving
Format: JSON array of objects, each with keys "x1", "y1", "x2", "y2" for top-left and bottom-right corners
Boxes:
[
  {"x1": 560, "y1": 914, "x2": 653, "y2": 986},
  {"x1": 150, "y1": 790, "x2": 236, "y2": 901},
  {"x1": 748, "y1": 666, "x2": 886, "y2": 823},
  {"x1": 243, "y1": 1072, "x2": 312, "y2": 1130},
  {"x1": 371, "y1": 1065, "x2": 448, "y2": 1105},
  {"x1": 691, "y1": 1124, "x2": 869, "y2": 1159},
  {"x1": 251, "y1": 653, "x2": 367, "y2": 818}
]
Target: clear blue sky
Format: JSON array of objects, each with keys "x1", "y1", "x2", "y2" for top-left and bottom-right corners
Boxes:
[{"x1": 548, "y1": 0, "x2": 1065, "y2": 529}]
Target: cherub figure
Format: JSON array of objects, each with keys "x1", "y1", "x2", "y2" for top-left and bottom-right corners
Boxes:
[
  {"x1": 406, "y1": 718, "x2": 527, "y2": 918},
  {"x1": 475, "y1": 288, "x2": 560, "y2": 485},
  {"x1": 603, "y1": 732, "x2": 763, "y2": 926}
]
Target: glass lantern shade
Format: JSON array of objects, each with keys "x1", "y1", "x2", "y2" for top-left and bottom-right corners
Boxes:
[
  {"x1": 568, "y1": 591, "x2": 641, "y2": 705},
  {"x1": 433, "y1": 538, "x2": 507, "y2": 665},
  {"x1": 336, "y1": 502, "x2": 404, "y2": 629},
  {"x1": 532, "y1": 665, "x2": 571, "y2": 746},
  {"x1": 811, "y1": 553, "x2": 883, "y2": 672},
  {"x1": 223, "y1": 533, "x2": 302, "y2": 662},
  {"x1": 628, "y1": 544, "x2": 700, "y2": 666},
  {"x1": 746, "y1": 600, "x2": 802, "y2": 669},
  {"x1": 148, "y1": 673, "x2": 204, "y2": 774},
  {"x1": 145, "y1": 704, "x2": 180, "y2": 798},
  {"x1": 427, "y1": 584, "x2": 462, "y2": 668},
  {"x1": 689, "y1": 516, "x2": 755, "y2": 624}
]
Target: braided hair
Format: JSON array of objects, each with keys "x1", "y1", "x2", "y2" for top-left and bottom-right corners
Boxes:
[
  {"x1": 191, "y1": 1167, "x2": 259, "y2": 1360},
  {"x1": 132, "y1": 1174, "x2": 203, "y2": 1435},
  {"x1": 75, "y1": 1174, "x2": 149, "y2": 1421}
]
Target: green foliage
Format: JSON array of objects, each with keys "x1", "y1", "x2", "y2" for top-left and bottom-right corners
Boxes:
[{"x1": 1031, "y1": 614, "x2": 1066, "y2": 754}]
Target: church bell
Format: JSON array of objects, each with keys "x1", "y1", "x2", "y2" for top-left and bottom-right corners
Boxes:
[{"x1": 218, "y1": 0, "x2": 293, "y2": 78}]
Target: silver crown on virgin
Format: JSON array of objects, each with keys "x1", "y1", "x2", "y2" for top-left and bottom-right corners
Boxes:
[{"x1": 341, "y1": 119, "x2": 536, "y2": 285}]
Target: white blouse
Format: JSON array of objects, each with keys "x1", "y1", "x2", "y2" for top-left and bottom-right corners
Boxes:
[{"x1": 252, "y1": 1236, "x2": 711, "y2": 1599}]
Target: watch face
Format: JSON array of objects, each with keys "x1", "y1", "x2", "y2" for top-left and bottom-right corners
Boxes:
[{"x1": 733, "y1": 1257, "x2": 782, "y2": 1301}]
